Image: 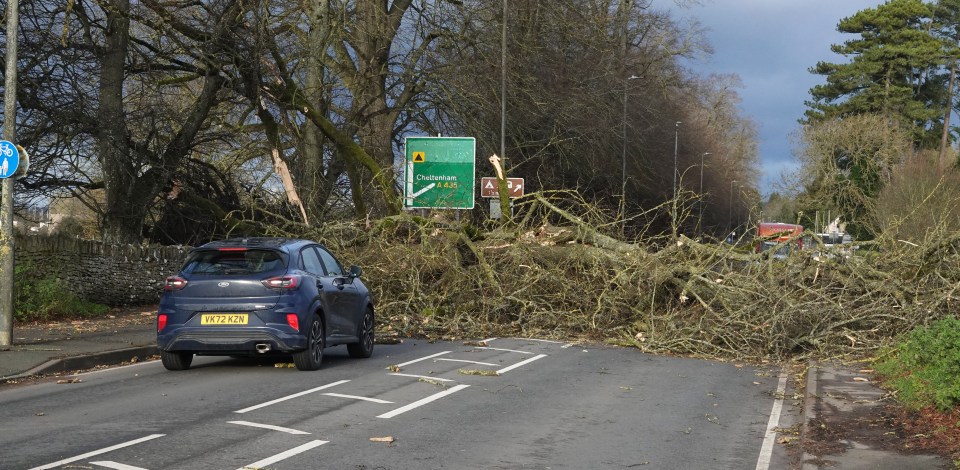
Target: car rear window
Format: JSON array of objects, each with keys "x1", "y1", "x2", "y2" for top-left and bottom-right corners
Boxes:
[{"x1": 181, "y1": 249, "x2": 287, "y2": 275}]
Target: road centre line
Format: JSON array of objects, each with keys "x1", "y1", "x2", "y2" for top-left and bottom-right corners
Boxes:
[
  {"x1": 475, "y1": 346, "x2": 536, "y2": 355},
  {"x1": 496, "y1": 354, "x2": 547, "y2": 374},
  {"x1": 28, "y1": 434, "x2": 165, "y2": 470},
  {"x1": 388, "y1": 373, "x2": 455, "y2": 382},
  {"x1": 377, "y1": 384, "x2": 470, "y2": 419},
  {"x1": 228, "y1": 420, "x2": 310, "y2": 435},
  {"x1": 755, "y1": 372, "x2": 789, "y2": 470},
  {"x1": 436, "y1": 358, "x2": 498, "y2": 366},
  {"x1": 90, "y1": 462, "x2": 149, "y2": 470},
  {"x1": 395, "y1": 351, "x2": 451, "y2": 368},
  {"x1": 234, "y1": 380, "x2": 349, "y2": 414},
  {"x1": 237, "y1": 440, "x2": 328, "y2": 470},
  {"x1": 322, "y1": 393, "x2": 393, "y2": 404}
]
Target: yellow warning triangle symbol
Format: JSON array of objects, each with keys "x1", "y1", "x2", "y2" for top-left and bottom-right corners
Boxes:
[{"x1": 412, "y1": 151, "x2": 425, "y2": 163}]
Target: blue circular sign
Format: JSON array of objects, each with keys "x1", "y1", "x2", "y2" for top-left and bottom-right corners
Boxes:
[{"x1": 0, "y1": 140, "x2": 19, "y2": 179}]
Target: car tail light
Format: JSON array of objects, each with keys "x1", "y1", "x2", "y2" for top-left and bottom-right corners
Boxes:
[
  {"x1": 164, "y1": 276, "x2": 188, "y2": 291},
  {"x1": 286, "y1": 313, "x2": 299, "y2": 331},
  {"x1": 218, "y1": 247, "x2": 247, "y2": 252},
  {"x1": 262, "y1": 275, "x2": 300, "y2": 289},
  {"x1": 158, "y1": 314, "x2": 168, "y2": 332}
]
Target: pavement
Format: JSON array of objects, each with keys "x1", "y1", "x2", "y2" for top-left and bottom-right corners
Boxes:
[
  {"x1": 0, "y1": 308, "x2": 158, "y2": 382},
  {"x1": 0, "y1": 313, "x2": 954, "y2": 468},
  {"x1": 800, "y1": 361, "x2": 951, "y2": 469}
]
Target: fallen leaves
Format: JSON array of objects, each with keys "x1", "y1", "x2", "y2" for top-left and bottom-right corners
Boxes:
[
  {"x1": 56, "y1": 378, "x2": 82, "y2": 384},
  {"x1": 369, "y1": 436, "x2": 395, "y2": 444},
  {"x1": 386, "y1": 364, "x2": 401, "y2": 372},
  {"x1": 274, "y1": 363, "x2": 295, "y2": 368},
  {"x1": 463, "y1": 340, "x2": 488, "y2": 347}
]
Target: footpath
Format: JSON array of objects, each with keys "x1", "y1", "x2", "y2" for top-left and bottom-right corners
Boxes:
[
  {"x1": 0, "y1": 307, "x2": 158, "y2": 381},
  {"x1": 0, "y1": 310, "x2": 953, "y2": 468}
]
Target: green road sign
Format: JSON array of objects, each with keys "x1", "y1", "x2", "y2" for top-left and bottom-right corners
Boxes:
[{"x1": 404, "y1": 136, "x2": 475, "y2": 209}]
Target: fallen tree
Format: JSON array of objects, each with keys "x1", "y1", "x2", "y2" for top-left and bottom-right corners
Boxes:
[{"x1": 296, "y1": 191, "x2": 960, "y2": 362}]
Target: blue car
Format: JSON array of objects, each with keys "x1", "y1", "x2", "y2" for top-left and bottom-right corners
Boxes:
[{"x1": 157, "y1": 237, "x2": 374, "y2": 371}]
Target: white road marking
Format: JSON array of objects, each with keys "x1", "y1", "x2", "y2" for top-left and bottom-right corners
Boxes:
[
  {"x1": 322, "y1": 393, "x2": 393, "y2": 404},
  {"x1": 29, "y1": 434, "x2": 165, "y2": 470},
  {"x1": 436, "y1": 358, "x2": 498, "y2": 366},
  {"x1": 755, "y1": 372, "x2": 789, "y2": 470},
  {"x1": 388, "y1": 373, "x2": 455, "y2": 382},
  {"x1": 480, "y1": 337, "x2": 499, "y2": 343},
  {"x1": 395, "y1": 351, "x2": 451, "y2": 368},
  {"x1": 377, "y1": 384, "x2": 470, "y2": 419},
  {"x1": 237, "y1": 440, "x2": 328, "y2": 470},
  {"x1": 561, "y1": 343, "x2": 575, "y2": 349},
  {"x1": 496, "y1": 354, "x2": 547, "y2": 374},
  {"x1": 513, "y1": 338, "x2": 565, "y2": 344},
  {"x1": 73, "y1": 361, "x2": 154, "y2": 377},
  {"x1": 228, "y1": 420, "x2": 310, "y2": 435},
  {"x1": 90, "y1": 461, "x2": 149, "y2": 470},
  {"x1": 474, "y1": 347, "x2": 536, "y2": 355},
  {"x1": 234, "y1": 380, "x2": 349, "y2": 413}
]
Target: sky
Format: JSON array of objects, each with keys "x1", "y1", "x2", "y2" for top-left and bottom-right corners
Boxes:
[{"x1": 669, "y1": 0, "x2": 886, "y2": 196}]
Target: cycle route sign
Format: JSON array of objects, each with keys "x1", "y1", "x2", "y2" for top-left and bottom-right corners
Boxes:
[
  {"x1": 0, "y1": 140, "x2": 19, "y2": 179},
  {"x1": 404, "y1": 136, "x2": 475, "y2": 209}
]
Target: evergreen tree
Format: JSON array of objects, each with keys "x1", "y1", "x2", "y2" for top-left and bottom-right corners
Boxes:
[{"x1": 804, "y1": 0, "x2": 948, "y2": 147}]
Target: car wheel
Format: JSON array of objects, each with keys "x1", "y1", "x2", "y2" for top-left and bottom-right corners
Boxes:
[
  {"x1": 293, "y1": 316, "x2": 324, "y2": 371},
  {"x1": 161, "y1": 350, "x2": 193, "y2": 371},
  {"x1": 347, "y1": 307, "x2": 375, "y2": 359}
]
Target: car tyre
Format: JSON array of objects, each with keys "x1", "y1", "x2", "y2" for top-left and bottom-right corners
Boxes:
[
  {"x1": 293, "y1": 316, "x2": 324, "y2": 371},
  {"x1": 161, "y1": 350, "x2": 193, "y2": 371},
  {"x1": 347, "y1": 307, "x2": 375, "y2": 359}
]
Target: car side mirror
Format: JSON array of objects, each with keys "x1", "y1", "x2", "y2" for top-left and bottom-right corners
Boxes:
[{"x1": 349, "y1": 265, "x2": 362, "y2": 278}]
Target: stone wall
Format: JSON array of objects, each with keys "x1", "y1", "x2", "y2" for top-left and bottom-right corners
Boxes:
[{"x1": 15, "y1": 234, "x2": 191, "y2": 306}]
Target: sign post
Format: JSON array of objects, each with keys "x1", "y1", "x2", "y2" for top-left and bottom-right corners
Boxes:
[{"x1": 404, "y1": 137, "x2": 476, "y2": 210}]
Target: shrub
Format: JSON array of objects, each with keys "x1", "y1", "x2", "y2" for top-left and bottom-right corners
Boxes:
[
  {"x1": 875, "y1": 316, "x2": 960, "y2": 411},
  {"x1": 14, "y1": 263, "x2": 109, "y2": 322}
]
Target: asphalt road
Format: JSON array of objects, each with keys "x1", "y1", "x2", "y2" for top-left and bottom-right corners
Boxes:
[{"x1": 0, "y1": 338, "x2": 798, "y2": 469}]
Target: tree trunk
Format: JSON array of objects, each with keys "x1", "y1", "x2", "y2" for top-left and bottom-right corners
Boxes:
[{"x1": 940, "y1": 62, "x2": 956, "y2": 172}]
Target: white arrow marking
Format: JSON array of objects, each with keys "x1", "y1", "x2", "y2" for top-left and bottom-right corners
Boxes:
[
  {"x1": 29, "y1": 435, "x2": 165, "y2": 470},
  {"x1": 228, "y1": 420, "x2": 310, "y2": 435},
  {"x1": 237, "y1": 440, "x2": 328, "y2": 470},
  {"x1": 411, "y1": 182, "x2": 436, "y2": 198},
  {"x1": 89, "y1": 462, "x2": 150, "y2": 470}
]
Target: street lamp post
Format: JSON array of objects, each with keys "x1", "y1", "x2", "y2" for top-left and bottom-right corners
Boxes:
[
  {"x1": 698, "y1": 152, "x2": 710, "y2": 229},
  {"x1": 728, "y1": 180, "x2": 738, "y2": 237},
  {"x1": 622, "y1": 75, "x2": 641, "y2": 212},
  {"x1": 672, "y1": 121, "x2": 681, "y2": 201}
]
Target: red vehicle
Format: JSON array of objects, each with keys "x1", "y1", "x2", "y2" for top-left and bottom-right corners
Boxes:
[{"x1": 755, "y1": 222, "x2": 803, "y2": 258}]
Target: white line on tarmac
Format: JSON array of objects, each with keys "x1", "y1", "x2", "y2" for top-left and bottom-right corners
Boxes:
[
  {"x1": 474, "y1": 347, "x2": 536, "y2": 355},
  {"x1": 29, "y1": 434, "x2": 165, "y2": 470},
  {"x1": 234, "y1": 380, "x2": 349, "y2": 414},
  {"x1": 497, "y1": 354, "x2": 547, "y2": 374},
  {"x1": 377, "y1": 384, "x2": 470, "y2": 419},
  {"x1": 395, "y1": 351, "x2": 451, "y2": 368},
  {"x1": 322, "y1": 393, "x2": 393, "y2": 404},
  {"x1": 436, "y1": 358, "x2": 498, "y2": 366},
  {"x1": 480, "y1": 337, "x2": 499, "y2": 343},
  {"x1": 73, "y1": 361, "x2": 155, "y2": 377},
  {"x1": 227, "y1": 420, "x2": 310, "y2": 435},
  {"x1": 388, "y1": 373, "x2": 455, "y2": 382},
  {"x1": 755, "y1": 372, "x2": 789, "y2": 470},
  {"x1": 237, "y1": 440, "x2": 328, "y2": 470},
  {"x1": 89, "y1": 461, "x2": 149, "y2": 470},
  {"x1": 513, "y1": 338, "x2": 565, "y2": 344}
]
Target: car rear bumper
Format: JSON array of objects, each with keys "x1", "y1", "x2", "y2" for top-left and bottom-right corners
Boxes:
[{"x1": 158, "y1": 326, "x2": 308, "y2": 354}]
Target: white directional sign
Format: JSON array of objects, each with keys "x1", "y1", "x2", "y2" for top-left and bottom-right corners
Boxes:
[{"x1": 0, "y1": 140, "x2": 19, "y2": 179}]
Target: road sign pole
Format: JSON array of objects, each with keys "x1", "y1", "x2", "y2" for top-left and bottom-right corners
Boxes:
[{"x1": 0, "y1": 0, "x2": 19, "y2": 347}]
